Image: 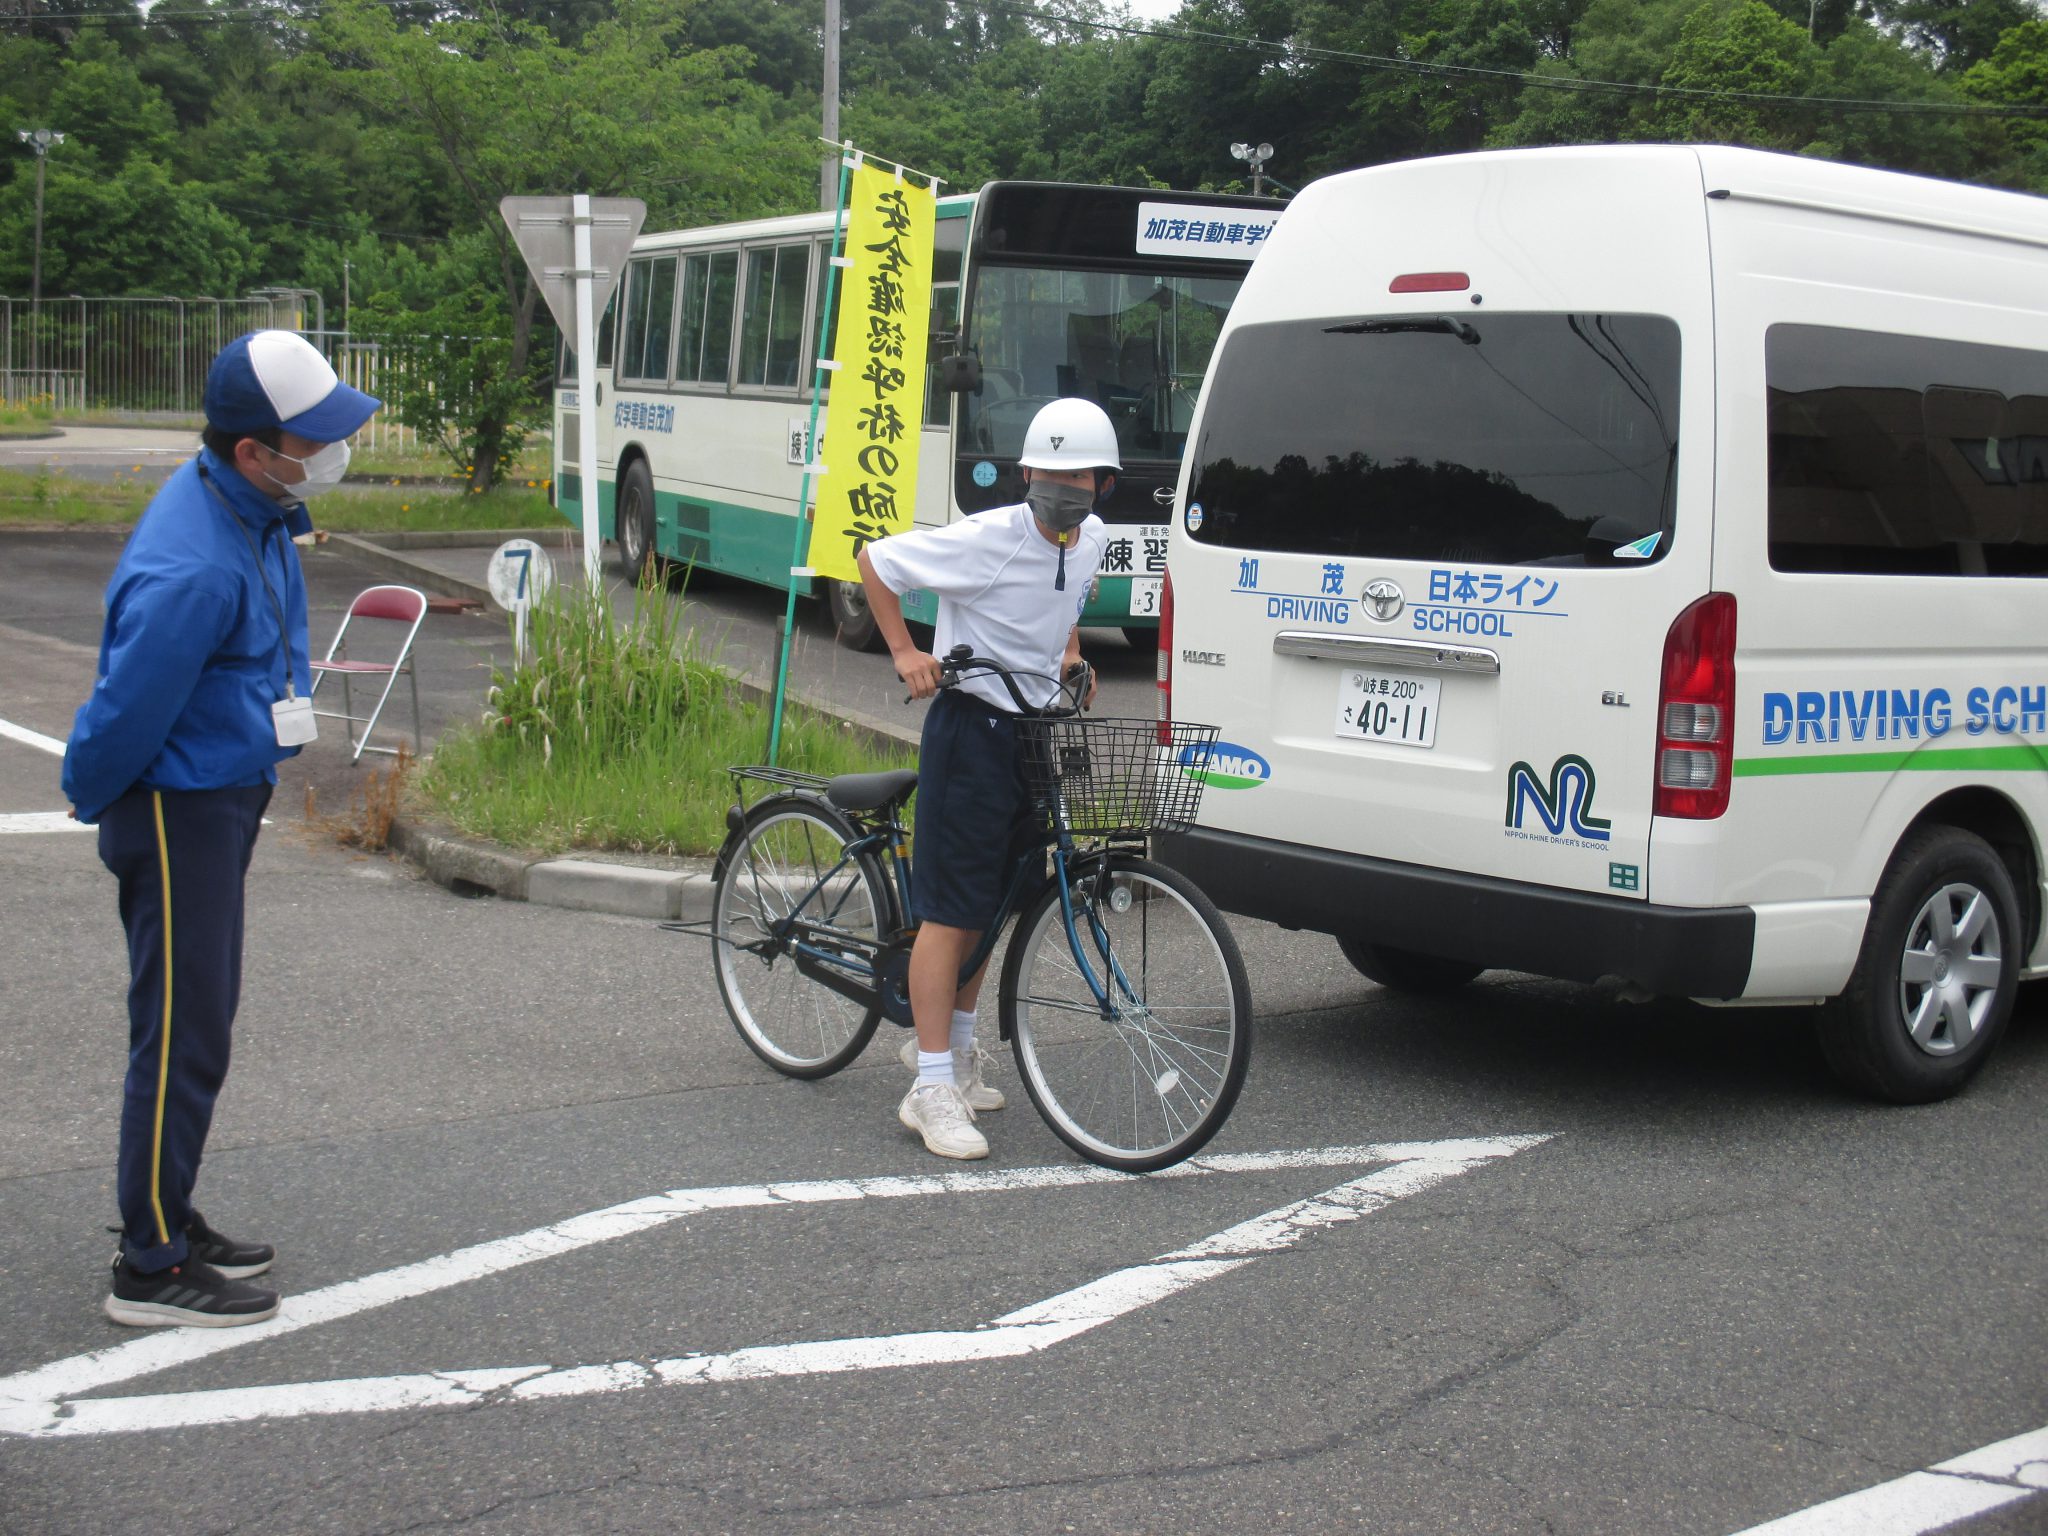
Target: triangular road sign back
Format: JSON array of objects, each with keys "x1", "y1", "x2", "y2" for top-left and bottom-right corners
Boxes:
[{"x1": 499, "y1": 195, "x2": 646, "y2": 338}]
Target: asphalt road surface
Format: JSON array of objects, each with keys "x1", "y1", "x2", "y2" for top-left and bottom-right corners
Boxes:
[{"x1": 1, "y1": 528, "x2": 2043, "y2": 1536}]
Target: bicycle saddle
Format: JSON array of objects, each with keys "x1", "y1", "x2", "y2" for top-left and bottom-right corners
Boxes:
[{"x1": 825, "y1": 769, "x2": 919, "y2": 813}]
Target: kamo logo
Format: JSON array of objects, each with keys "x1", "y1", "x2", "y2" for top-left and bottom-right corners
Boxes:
[
  {"x1": 1180, "y1": 740, "x2": 1270, "y2": 790},
  {"x1": 1504, "y1": 754, "x2": 1611, "y2": 842}
]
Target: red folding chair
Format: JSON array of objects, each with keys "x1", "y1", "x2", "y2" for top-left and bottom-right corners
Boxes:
[{"x1": 309, "y1": 584, "x2": 427, "y2": 762}]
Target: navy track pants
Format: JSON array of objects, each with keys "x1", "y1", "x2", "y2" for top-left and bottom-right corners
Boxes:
[{"x1": 97, "y1": 784, "x2": 270, "y2": 1273}]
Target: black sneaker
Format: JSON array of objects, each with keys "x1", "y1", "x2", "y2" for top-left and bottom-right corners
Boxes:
[
  {"x1": 185, "y1": 1211, "x2": 274, "y2": 1279},
  {"x1": 104, "y1": 1255, "x2": 279, "y2": 1329}
]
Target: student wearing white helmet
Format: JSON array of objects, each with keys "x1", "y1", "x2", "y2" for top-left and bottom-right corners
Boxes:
[{"x1": 857, "y1": 397, "x2": 1119, "y2": 1159}]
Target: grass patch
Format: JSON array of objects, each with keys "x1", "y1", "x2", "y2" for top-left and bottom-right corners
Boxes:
[
  {"x1": 0, "y1": 466, "x2": 565, "y2": 532},
  {"x1": 418, "y1": 577, "x2": 907, "y2": 856},
  {"x1": 0, "y1": 398, "x2": 59, "y2": 438}
]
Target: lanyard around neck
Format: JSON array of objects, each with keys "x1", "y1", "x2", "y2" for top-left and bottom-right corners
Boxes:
[{"x1": 200, "y1": 467, "x2": 296, "y2": 700}]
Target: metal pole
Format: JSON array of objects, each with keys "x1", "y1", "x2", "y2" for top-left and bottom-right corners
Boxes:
[
  {"x1": 29, "y1": 151, "x2": 44, "y2": 379},
  {"x1": 769, "y1": 146, "x2": 854, "y2": 767},
  {"x1": 572, "y1": 192, "x2": 602, "y2": 591},
  {"x1": 820, "y1": 0, "x2": 840, "y2": 210}
]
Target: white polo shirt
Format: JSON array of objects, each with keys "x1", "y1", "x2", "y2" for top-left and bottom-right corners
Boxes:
[{"x1": 864, "y1": 504, "x2": 1108, "y2": 712}]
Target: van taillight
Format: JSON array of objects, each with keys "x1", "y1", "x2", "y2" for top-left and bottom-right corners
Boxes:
[
  {"x1": 1156, "y1": 569, "x2": 1175, "y2": 745},
  {"x1": 1654, "y1": 592, "x2": 1736, "y2": 820}
]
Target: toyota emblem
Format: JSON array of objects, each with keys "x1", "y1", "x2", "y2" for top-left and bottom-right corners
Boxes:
[{"x1": 1362, "y1": 578, "x2": 1404, "y2": 623}]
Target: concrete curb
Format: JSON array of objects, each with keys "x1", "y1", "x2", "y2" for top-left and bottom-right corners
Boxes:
[
  {"x1": 387, "y1": 820, "x2": 719, "y2": 919},
  {"x1": 324, "y1": 532, "x2": 498, "y2": 607}
]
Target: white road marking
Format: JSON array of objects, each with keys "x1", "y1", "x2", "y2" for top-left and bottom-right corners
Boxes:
[
  {"x1": 0, "y1": 717, "x2": 68, "y2": 756},
  {"x1": 1726, "y1": 1425, "x2": 2048, "y2": 1534},
  {"x1": 0, "y1": 812, "x2": 90, "y2": 834},
  {"x1": 0, "y1": 1136, "x2": 1549, "y2": 1438}
]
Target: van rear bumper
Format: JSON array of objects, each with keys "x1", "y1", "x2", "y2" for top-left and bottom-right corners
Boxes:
[{"x1": 1156, "y1": 827, "x2": 1755, "y2": 999}]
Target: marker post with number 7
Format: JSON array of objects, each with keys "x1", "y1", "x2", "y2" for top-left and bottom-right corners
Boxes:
[{"x1": 487, "y1": 538, "x2": 555, "y2": 662}]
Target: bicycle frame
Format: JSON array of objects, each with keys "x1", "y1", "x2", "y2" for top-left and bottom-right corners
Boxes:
[{"x1": 727, "y1": 781, "x2": 1133, "y2": 1034}]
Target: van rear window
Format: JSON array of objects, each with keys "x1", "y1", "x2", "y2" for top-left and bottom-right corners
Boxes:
[{"x1": 1186, "y1": 313, "x2": 1680, "y2": 566}]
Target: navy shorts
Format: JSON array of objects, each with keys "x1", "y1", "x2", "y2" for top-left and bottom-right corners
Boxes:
[{"x1": 911, "y1": 690, "x2": 1044, "y2": 931}]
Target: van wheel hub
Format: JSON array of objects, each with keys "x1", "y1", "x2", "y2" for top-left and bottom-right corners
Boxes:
[{"x1": 1897, "y1": 882, "x2": 2000, "y2": 1057}]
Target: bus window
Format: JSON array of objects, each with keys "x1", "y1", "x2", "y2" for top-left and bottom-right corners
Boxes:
[
  {"x1": 620, "y1": 254, "x2": 679, "y2": 384},
  {"x1": 965, "y1": 267, "x2": 1243, "y2": 462},
  {"x1": 677, "y1": 250, "x2": 739, "y2": 385},
  {"x1": 559, "y1": 290, "x2": 619, "y2": 383},
  {"x1": 738, "y1": 244, "x2": 811, "y2": 390}
]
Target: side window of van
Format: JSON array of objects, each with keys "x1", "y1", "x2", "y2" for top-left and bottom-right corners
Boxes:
[
  {"x1": 1184, "y1": 313, "x2": 1680, "y2": 566},
  {"x1": 1767, "y1": 324, "x2": 2048, "y2": 577}
]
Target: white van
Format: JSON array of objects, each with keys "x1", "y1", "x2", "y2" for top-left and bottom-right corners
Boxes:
[{"x1": 1157, "y1": 145, "x2": 2048, "y2": 1103}]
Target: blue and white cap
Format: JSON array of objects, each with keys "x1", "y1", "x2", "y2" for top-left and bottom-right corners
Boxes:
[{"x1": 204, "y1": 330, "x2": 380, "y2": 442}]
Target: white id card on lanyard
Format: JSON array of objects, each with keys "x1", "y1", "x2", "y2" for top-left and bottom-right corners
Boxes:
[{"x1": 273, "y1": 690, "x2": 318, "y2": 746}]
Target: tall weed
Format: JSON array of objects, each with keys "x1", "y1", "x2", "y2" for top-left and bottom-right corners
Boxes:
[{"x1": 419, "y1": 575, "x2": 906, "y2": 855}]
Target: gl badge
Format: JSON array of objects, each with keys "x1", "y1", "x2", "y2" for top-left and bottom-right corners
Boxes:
[{"x1": 1361, "y1": 578, "x2": 1404, "y2": 623}]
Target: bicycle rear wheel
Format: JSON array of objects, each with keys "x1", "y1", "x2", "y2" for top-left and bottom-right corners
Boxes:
[
  {"x1": 712, "y1": 795, "x2": 891, "y2": 1078},
  {"x1": 1000, "y1": 852, "x2": 1252, "y2": 1171}
]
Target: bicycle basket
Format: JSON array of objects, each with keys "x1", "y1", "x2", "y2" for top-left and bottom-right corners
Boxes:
[{"x1": 1016, "y1": 718, "x2": 1222, "y2": 837}]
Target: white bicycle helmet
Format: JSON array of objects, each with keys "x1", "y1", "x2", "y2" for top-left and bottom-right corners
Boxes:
[{"x1": 1018, "y1": 398, "x2": 1122, "y2": 472}]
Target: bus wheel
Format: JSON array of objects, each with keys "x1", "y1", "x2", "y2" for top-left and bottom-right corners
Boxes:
[
  {"x1": 616, "y1": 459, "x2": 657, "y2": 585},
  {"x1": 1336, "y1": 937, "x2": 1482, "y2": 992},
  {"x1": 1817, "y1": 826, "x2": 2019, "y2": 1104},
  {"x1": 827, "y1": 578, "x2": 883, "y2": 652}
]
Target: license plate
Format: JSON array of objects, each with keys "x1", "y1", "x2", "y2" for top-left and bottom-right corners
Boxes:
[
  {"x1": 1334, "y1": 668, "x2": 1440, "y2": 747},
  {"x1": 1129, "y1": 577, "x2": 1162, "y2": 617}
]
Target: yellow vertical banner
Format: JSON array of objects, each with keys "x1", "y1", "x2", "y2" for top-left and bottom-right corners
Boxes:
[{"x1": 808, "y1": 163, "x2": 936, "y2": 582}]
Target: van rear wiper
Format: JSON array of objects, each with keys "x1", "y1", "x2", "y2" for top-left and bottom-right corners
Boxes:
[{"x1": 1325, "y1": 316, "x2": 1481, "y2": 346}]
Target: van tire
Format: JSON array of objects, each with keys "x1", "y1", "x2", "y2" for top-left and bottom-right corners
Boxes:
[
  {"x1": 1121, "y1": 626, "x2": 1156, "y2": 653},
  {"x1": 1336, "y1": 937, "x2": 1483, "y2": 993},
  {"x1": 1817, "y1": 826, "x2": 2019, "y2": 1104},
  {"x1": 616, "y1": 458, "x2": 658, "y2": 585},
  {"x1": 827, "y1": 578, "x2": 883, "y2": 652}
]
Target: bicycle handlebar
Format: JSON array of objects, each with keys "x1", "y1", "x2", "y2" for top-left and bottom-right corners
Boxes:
[{"x1": 907, "y1": 643, "x2": 1091, "y2": 716}]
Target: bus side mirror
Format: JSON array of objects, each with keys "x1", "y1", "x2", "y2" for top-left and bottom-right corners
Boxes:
[{"x1": 935, "y1": 353, "x2": 983, "y2": 394}]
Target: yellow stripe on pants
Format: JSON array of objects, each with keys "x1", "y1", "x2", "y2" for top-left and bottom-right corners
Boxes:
[{"x1": 149, "y1": 790, "x2": 173, "y2": 1247}]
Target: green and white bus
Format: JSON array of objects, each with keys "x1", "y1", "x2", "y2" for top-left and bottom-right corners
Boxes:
[{"x1": 553, "y1": 181, "x2": 1282, "y2": 649}]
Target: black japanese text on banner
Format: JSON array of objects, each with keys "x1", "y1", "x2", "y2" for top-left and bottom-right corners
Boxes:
[{"x1": 810, "y1": 164, "x2": 936, "y2": 582}]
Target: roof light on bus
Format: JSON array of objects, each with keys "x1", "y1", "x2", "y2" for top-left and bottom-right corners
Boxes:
[{"x1": 1389, "y1": 272, "x2": 1470, "y2": 293}]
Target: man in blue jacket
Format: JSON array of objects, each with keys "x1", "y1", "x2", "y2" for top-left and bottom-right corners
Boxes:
[{"x1": 64, "y1": 330, "x2": 378, "y2": 1327}]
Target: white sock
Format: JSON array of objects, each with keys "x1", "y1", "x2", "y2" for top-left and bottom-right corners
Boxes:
[
  {"x1": 917, "y1": 1048, "x2": 956, "y2": 1088},
  {"x1": 950, "y1": 1009, "x2": 977, "y2": 1056}
]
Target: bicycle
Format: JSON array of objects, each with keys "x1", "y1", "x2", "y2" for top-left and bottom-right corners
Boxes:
[{"x1": 695, "y1": 646, "x2": 1251, "y2": 1172}]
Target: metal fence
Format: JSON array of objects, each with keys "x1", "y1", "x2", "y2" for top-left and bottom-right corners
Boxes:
[{"x1": 0, "y1": 295, "x2": 457, "y2": 452}]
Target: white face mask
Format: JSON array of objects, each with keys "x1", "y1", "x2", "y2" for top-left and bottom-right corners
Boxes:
[{"x1": 260, "y1": 438, "x2": 350, "y2": 500}]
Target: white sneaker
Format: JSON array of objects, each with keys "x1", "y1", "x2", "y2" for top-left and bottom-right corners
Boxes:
[
  {"x1": 898, "y1": 1082, "x2": 989, "y2": 1160},
  {"x1": 898, "y1": 1034, "x2": 1006, "y2": 1111}
]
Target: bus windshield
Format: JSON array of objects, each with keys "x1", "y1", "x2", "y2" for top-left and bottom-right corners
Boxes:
[{"x1": 963, "y1": 266, "x2": 1241, "y2": 465}]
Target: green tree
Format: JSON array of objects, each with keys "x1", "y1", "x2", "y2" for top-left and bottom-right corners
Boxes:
[
  {"x1": 1650, "y1": 0, "x2": 1819, "y2": 147},
  {"x1": 298, "y1": 0, "x2": 815, "y2": 488},
  {"x1": 1963, "y1": 17, "x2": 2048, "y2": 186},
  {"x1": 0, "y1": 152, "x2": 256, "y2": 295}
]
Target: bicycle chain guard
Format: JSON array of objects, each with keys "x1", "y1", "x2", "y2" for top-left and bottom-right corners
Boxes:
[{"x1": 876, "y1": 936, "x2": 916, "y2": 1029}]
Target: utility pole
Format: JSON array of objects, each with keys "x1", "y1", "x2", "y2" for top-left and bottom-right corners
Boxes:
[
  {"x1": 821, "y1": 0, "x2": 840, "y2": 210},
  {"x1": 15, "y1": 128, "x2": 65, "y2": 381}
]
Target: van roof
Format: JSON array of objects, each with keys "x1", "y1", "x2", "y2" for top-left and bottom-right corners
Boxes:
[{"x1": 1301, "y1": 145, "x2": 2048, "y2": 253}]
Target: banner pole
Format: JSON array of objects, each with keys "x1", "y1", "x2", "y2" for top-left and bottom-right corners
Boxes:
[{"x1": 768, "y1": 147, "x2": 856, "y2": 767}]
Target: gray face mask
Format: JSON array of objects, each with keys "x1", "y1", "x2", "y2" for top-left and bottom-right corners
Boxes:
[{"x1": 1026, "y1": 478, "x2": 1095, "y2": 533}]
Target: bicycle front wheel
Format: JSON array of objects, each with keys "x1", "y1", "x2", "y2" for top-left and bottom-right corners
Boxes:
[
  {"x1": 1000, "y1": 852, "x2": 1252, "y2": 1171},
  {"x1": 712, "y1": 795, "x2": 891, "y2": 1078}
]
